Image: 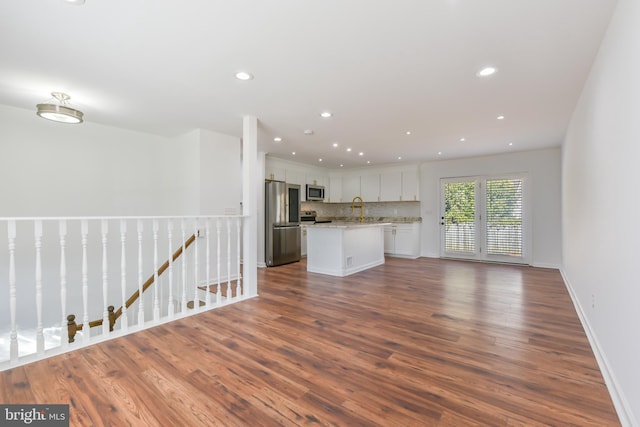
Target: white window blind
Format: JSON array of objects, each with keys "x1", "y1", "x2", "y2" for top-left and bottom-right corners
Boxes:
[{"x1": 486, "y1": 179, "x2": 523, "y2": 257}]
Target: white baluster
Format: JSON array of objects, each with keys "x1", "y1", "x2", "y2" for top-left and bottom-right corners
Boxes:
[
  {"x1": 181, "y1": 219, "x2": 187, "y2": 313},
  {"x1": 101, "y1": 220, "x2": 109, "y2": 335},
  {"x1": 153, "y1": 219, "x2": 160, "y2": 321},
  {"x1": 120, "y1": 220, "x2": 128, "y2": 332},
  {"x1": 226, "y1": 218, "x2": 232, "y2": 299},
  {"x1": 33, "y1": 221, "x2": 44, "y2": 354},
  {"x1": 236, "y1": 217, "x2": 241, "y2": 298},
  {"x1": 205, "y1": 218, "x2": 211, "y2": 307},
  {"x1": 137, "y1": 219, "x2": 145, "y2": 326},
  {"x1": 59, "y1": 220, "x2": 68, "y2": 350},
  {"x1": 167, "y1": 220, "x2": 175, "y2": 317},
  {"x1": 81, "y1": 220, "x2": 89, "y2": 344},
  {"x1": 216, "y1": 219, "x2": 221, "y2": 304},
  {"x1": 8, "y1": 220, "x2": 18, "y2": 362},
  {"x1": 193, "y1": 219, "x2": 200, "y2": 311}
]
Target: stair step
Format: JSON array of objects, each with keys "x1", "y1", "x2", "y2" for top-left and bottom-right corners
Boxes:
[{"x1": 186, "y1": 300, "x2": 206, "y2": 309}]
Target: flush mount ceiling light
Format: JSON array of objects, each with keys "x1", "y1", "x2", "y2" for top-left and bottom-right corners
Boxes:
[
  {"x1": 320, "y1": 111, "x2": 332, "y2": 118},
  {"x1": 497, "y1": 115, "x2": 505, "y2": 120},
  {"x1": 273, "y1": 137, "x2": 282, "y2": 142},
  {"x1": 476, "y1": 66, "x2": 497, "y2": 77},
  {"x1": 235, "y1": 71, "x2": 253, "y2": 80},
  {"x1": 36, "y1": 92, "x2": 83, "y2": 124}
]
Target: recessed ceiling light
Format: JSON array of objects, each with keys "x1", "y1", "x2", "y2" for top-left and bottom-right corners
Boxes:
[
  {"x1": 320, "y1": 112, "x2": 332, "y2": 118},
  {"x1": 273, "y1": 137, "x2": 282, "y2": 142},
  {"x1": 303, "y1": 129, "x2": 314, "y2": 135},
  {"x1": 460, "y1": 138, "x2": 466, "y2": 142},
  {"x1": 359, "y1": 152, "x2": 364, "y2": 156},
  {"x1": 340, "y1": 164, "x2": 344, "y2": 167},
  {"x1": 346, "y1": 148, "x2": 352, "y2": 152},
  {"x1": 397, "y1": 156, "x2": 402, "y2": 160},
  {"x1": 509, "y1": 142, "x2": 513, "y2": 146},
  {"x1": 497, "y1": 115, "x2": 505, "y2": 120},
  {"x1": 291, "y1": 152, "x2": 296, "y2": 155},
  {"x1": 476, "y1": 66, "x2": 497, "y2": 77},
  {"x1": 64, "y1": 0, "x2": 85, "y2": 4},
  {"x1": 235, "y1": 71, "x2": 253, "y2": 80},
  {"x1": 318, "y1": 158, "x2": 323, "y2": 162},
  {"x1": 332, "y1": 143, "x2": 339, "y2": 148},
  {"x1": 367, "y1": 161, "x2": 371, "y2": 164},
  {"x1": 438, "y1": 151, "x2": 442, "y2": 156},
  {"x1": 406, "y1": 131, "x2": 412, "y2": 135}
]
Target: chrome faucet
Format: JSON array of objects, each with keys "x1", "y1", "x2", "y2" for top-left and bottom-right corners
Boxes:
[{"x1": 351, "y1": 196, "x2": 365, "y2": 223}]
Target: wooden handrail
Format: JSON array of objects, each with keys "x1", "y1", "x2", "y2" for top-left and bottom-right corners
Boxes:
[{"x1": 68, "y1": 233, "x2": 197, "y2": 342}]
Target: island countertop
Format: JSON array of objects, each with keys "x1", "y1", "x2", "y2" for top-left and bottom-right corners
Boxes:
[{"x1": 306, "y1": 222, "x2": 391, "y2": 229}]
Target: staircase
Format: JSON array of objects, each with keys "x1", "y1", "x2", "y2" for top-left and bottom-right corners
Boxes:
[{"x1": 0, "y1": 215, "x2": 254, "y2": 371}]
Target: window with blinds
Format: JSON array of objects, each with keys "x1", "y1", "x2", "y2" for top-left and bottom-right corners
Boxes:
[
  {"x1": 486, "y1": 178, "x2": 523, "y2": 257},
  {"x1": 444, "y1": 181, "x2": 476, "y2": 253}
]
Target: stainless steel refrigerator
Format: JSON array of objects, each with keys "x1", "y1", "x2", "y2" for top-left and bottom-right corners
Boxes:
[{"x1": 265, "y1": 181, "x2": 301, "y2": 266}]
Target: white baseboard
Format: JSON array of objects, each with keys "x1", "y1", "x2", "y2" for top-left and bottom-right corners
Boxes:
[
  {"x1": 530, "y1": 261, "x2": 561, "y2": 269},
  {"x1": 560, "y1": 268, "x2": 636, "y2": 427}
]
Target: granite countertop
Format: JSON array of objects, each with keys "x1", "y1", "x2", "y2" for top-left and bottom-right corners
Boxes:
[
  {"x1": 316, "y1": 216, "x2": 422, "y2": 224},
  {"x1": 307, "y1": 222, "x2": 392, "y2": 229}
]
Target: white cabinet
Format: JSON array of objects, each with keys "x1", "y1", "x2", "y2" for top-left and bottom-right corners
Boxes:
[
  {"x1": 301, "y1": 225, "x2": 308, "y2": 257},
  {"x1": 380, "y1": 172, "x2": 402, "y2": 201},
  {"x1": 328, "y1": 176, "x2": 343, "y2": 203},
  {"x1": 342, "y1": 175, "x2": 360, "y2": 201},
  {"x1": 286, "y1": 170, "x2": 305, "y2": 187},
  {"x1": 265, "y1": 166, "x2": 286, "y2": 181},
  {"x1": 306, "y1": 174, "x2": 325, "y2": 187},
  {"x1": 401, "y1": 170, "x2": 419, "y2": 201},
  {"x1": 383, "y1": 223, "x2": 420, "y2": 258},
  {"x1": 384, "y1": 226, "x2": 395, "y2": 253},
  {"x1": 361, "y1": 174, "x2": 380, "y2": 202}
]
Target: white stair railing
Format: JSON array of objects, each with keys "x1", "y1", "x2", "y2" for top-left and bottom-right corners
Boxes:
[{"x1": 0, "y1": 215, "x2": 249, "y2": 371}]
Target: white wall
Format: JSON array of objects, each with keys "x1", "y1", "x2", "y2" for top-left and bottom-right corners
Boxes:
[
  {"x1": 198, "y1": 129, "x2": 242, "y2": 215},
  {"x1": 563, "y1": 0, "x2": 640, "y2": 424},
  {"x1": 0, "y1": 104, "x2": 242, "y2": 217},
  {"x1": 0, "y1": 104, "x2": 192, "y2": 216},
  {"x1": 419, "y1": 148, "x2": 562, "y2": 267}
]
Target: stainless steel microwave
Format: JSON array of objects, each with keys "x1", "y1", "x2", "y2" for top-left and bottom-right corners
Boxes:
[{"x1": 306, "y1": 184, "x2": 325, "y2": 201}]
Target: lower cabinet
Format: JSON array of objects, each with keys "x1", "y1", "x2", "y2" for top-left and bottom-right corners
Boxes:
[
  {"x1": 301, "y1": 225, "x2": 308, "y2": 257},
  {"x1": 384, "y1": 223, "x2": 420, "y2": 258}
]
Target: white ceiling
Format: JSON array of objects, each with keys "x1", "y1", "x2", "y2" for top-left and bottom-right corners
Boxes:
[{"x1": 0, "y1": 0, "x2": 617, "y2": 168}]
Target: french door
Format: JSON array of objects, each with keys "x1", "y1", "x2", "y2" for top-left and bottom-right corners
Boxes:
[{"x1": 440, "y1": 175, "x2": 528, "y2": 264}]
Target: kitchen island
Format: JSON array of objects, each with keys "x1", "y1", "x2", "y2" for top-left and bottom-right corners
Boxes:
[{"x1": 306, "y1": 222, "x2": 389, "y2": 276}]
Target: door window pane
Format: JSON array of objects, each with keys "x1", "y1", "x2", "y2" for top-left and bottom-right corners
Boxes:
[{"x1": 444, "y1": 181, "x2": 475, "y2": 253}]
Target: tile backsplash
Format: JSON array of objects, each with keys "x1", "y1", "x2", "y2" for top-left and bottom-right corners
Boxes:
[{"x1": 302, "y1": 201, "x2": 420, "y2": 219}]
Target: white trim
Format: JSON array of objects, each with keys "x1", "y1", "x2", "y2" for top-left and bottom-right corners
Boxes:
[{"x1": 560, "y1": 268, "x2": 636, "y2": 427}]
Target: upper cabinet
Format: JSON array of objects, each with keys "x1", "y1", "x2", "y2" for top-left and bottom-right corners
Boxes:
[
  {"x1": 380, "y1": 171, "x2": 402, "y2": 201},
  {"x1": 328, "y1": 176, "x2": 343, "y2": 203},
  {"x1": 361, "y1": 174, "x2": 380, "y2": 202},
  {"x1": 306, "y1": 174, "x2": 325, "y2": 187},
  {"x1": 265, "y1": 156, "x2": 419, "y2": 204},
  {"x1": 342, "y1": 175, "x2": 360, "y2": 202},
  {"x1": 401, "y1": 169, "x2": 419, "y2": 201},
  {"x1": 265, "y1": 165, "x2": 286, "y2": 181},
  {"x1": 285, "y1": 170, "x2": 305, "y2": 188}
]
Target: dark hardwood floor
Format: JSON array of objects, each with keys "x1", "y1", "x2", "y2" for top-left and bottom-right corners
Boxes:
[{"x1": 0, "y1": 257, "x2": 620, "y2": 426}]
